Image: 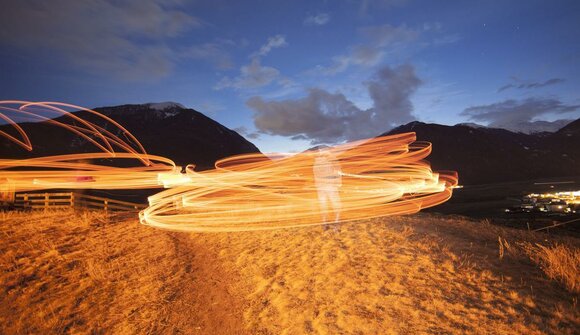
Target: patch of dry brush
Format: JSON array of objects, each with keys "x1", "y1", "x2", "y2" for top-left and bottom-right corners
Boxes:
[
  {"x1": 523, "y1": 243, "x2": 580, "y2": 293},
  {"x1": 192, "y1": 214, "x2": 580, "y2": 334},
  {"x1": 0, "y1": 209, "x2": 242, "y2": 334}
]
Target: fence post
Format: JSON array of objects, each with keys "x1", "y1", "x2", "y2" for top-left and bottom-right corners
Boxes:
[
  {"x1": 104, "y1": 199, "x2": 108, "y2": 212},
  {"x1": 70, "y1": 193, "x2": 74, "y2": 208},
  {"x1": 24, "y1": 194, "x2": 28, "y2": 209},
  {"x1": 44, "y1": 193, "x2": 49, "y2": 210}
]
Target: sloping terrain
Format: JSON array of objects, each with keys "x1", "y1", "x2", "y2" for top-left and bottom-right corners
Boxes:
[
  {"x1": 0, "y1": 103, "x2": 261, "y2": 170},
  {"x1": 1, "y1": 210, "x2": 578, "y2": 334},
  {"x1": 197, "y1": 215, "x2": 579, "y2": 334},
  {"x1": 0, "y1": 210, "x2": 245, "y2": 334},
  {"x1": 386, "y1": 119, "x2": 580, "y2": 185}
]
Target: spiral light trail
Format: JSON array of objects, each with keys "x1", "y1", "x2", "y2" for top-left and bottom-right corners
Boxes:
[{"x1": 1, "y1": 101, "x2": 458, "y2": 232}]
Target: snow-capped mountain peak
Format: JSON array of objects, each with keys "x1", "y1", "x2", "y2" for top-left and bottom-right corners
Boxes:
[
  {"x1": 147, "y1": 102, "x2": 185, "y2": 111},
  {"x1": 455, "y1": 119, "x2": 573, "y2": 134},
  {"x1": 456, "y1": 122, "x2": 487, "y2": 129},
  {"x1": 499, "y1": 119, "x2": 573, "y2": 134}
]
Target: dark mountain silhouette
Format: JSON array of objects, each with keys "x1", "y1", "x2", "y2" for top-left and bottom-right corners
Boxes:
[
  {"x1": 3, "y1": 102, "x2": 578, "y2": 187},
  {"x1": 0, "y1": 103, "x2": 261, "y2": 171},
  {"x1": 553, "y1": 118, "x2": 580, "y2": 137},
  {"x1": 385, "y1": 119, "x2": 579, "y2": 185}
]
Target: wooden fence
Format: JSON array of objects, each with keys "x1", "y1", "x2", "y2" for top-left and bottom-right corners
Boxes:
[{"x1": 13, "y1": 192, "x2": 145, "y2": 212}]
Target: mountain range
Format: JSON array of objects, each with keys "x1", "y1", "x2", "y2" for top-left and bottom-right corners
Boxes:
[
  {"x1": 458, "y1": 119, "x2": 573, "y2": 134},
  {"x1": 0, "y1": 102, "x2": 261, "y2": 171},
  {"x1": 386, "y1": 119, "x2": 579, "y2": 185},
  {"x1": 1, "y1": 102, "x2": 578, "y2": 186}
]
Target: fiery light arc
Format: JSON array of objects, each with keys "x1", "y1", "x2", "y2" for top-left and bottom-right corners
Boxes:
[
  {"x1": 0, "y1": 101, "x2": 458, "y2": 232},
  {"x1": 0, "y1": 100, "x2": 151, "y2": 164}
]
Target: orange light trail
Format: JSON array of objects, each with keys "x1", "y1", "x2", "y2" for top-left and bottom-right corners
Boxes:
[
  {"x1": 0, "y1": 101, "x2": 176, "y2": 191},
  {"x1": 1, "y1": 101, "x2": 458, "y2": 232}
]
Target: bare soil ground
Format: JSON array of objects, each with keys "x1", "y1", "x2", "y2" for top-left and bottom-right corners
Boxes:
[{"x1": 1, "y1": 210, "x2": 578, "y2": 334}]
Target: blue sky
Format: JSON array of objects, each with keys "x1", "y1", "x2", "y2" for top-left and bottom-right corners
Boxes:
[{"x1": 1, "y1": 0, "x2": 579, "y2": 153}]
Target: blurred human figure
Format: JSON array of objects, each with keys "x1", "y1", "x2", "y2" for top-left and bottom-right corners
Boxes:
[{"x1": 313, "y1": 148, "x2": 342, "y2": 231}]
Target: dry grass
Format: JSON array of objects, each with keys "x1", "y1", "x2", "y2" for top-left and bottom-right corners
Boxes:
[
  {"x1": 190, "y1": 214, "x2": 580, "y2": 334},
  {"x1": 0, "y1": 209, "x2": 244, "y2": 334},
  {"x1": 1, "y1": 209, "x2": 578, "y2": 334},
  {"x1": 496, "y1": 224, "x2": 580, "y2": 294},
  {"x1": 522, "y1": 243, "x2": 580, "y2": 293}
]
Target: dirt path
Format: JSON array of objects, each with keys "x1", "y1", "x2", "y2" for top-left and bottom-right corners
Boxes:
[
  {"x1": 0, "y1": 210, "x2": 247, "y2": 334},
  {"x1": 163, "y1": 232, "x2": 247, "y2": 334}
]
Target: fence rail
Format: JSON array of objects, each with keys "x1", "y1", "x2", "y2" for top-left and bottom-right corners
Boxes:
[{"x1": 13, "y1": 192, "x2": 145, "y2": 212}]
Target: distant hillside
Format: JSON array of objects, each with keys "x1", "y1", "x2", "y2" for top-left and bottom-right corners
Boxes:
[
  {"x1": 0, "y1": 103, "x2": 261, "y2": 171},
  {"x1": 456, "y1": 119, "x2": 573, "y2": 134},
  {"x1": 385, "y1": 119, "x2": 579, "y2": 185}
]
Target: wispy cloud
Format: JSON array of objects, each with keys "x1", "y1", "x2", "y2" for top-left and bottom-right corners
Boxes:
[
  {"x1": 215, "y1": 58, "x2": 281, "y2": 90},
  {"x1": 253, "y1": 35, "x2": 288, "y2": 57},
  {"x1": 317, "y1": 46, "x2": 385, "y2": 76},
  {"x1": 304, "y1": 13, "x2": 330, "y2": 26},
  {"x1": 0, "y1": 0, "x2": 201, "y2": 81},
  {"x1": 217, "y1": 35, "x2": 289, "y2": 91},
  {"x1": 233, "y1": 126, "x2": 261, "y2": 139},
  {"x1": 313, "y1": 24, "x2": 417, "y2": 75},
  {"x1": 461, "y1": 97, "x2": 580, "y2": 129},
  {"x1": 182, "y1": 39, "x2": 236, "y2": 70},
  {"x1": 497, "y1": 78, "x2": 566, "y2": 92},
  {"x1": 359, "y1": 24, "x2": 419, "y2": 47},
  {"x1": 313, "y1": 22, "x2": 458, "y2": 76},
  {"x1": 247, "y1": 64, "x2": 422, "y2": 144}
]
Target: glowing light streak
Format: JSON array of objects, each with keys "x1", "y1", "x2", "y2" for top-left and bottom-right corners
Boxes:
[
  {"x1": 1, "y1": 101, "x2": 458, "y2": 232},
  {"x1": 140, "y1": 134, "x2": 458, "y2": 232}
]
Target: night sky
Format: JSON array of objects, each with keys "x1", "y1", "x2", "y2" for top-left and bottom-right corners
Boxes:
[{"x1": 1, "y1": 0, "x2": 579, "y2": 153}]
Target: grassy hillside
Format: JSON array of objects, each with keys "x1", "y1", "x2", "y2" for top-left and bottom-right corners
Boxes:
[
  {"x1": 1, "y1": 210, "x2": 578, "y2": 334},
  {"x1": 0, "y1": 210, "x2": 244, "y2": 334}
]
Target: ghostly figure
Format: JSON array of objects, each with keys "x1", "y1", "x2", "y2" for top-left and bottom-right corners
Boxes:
[{"x1": 313, "y1": 148, "x2": 342, "y2": 228}]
